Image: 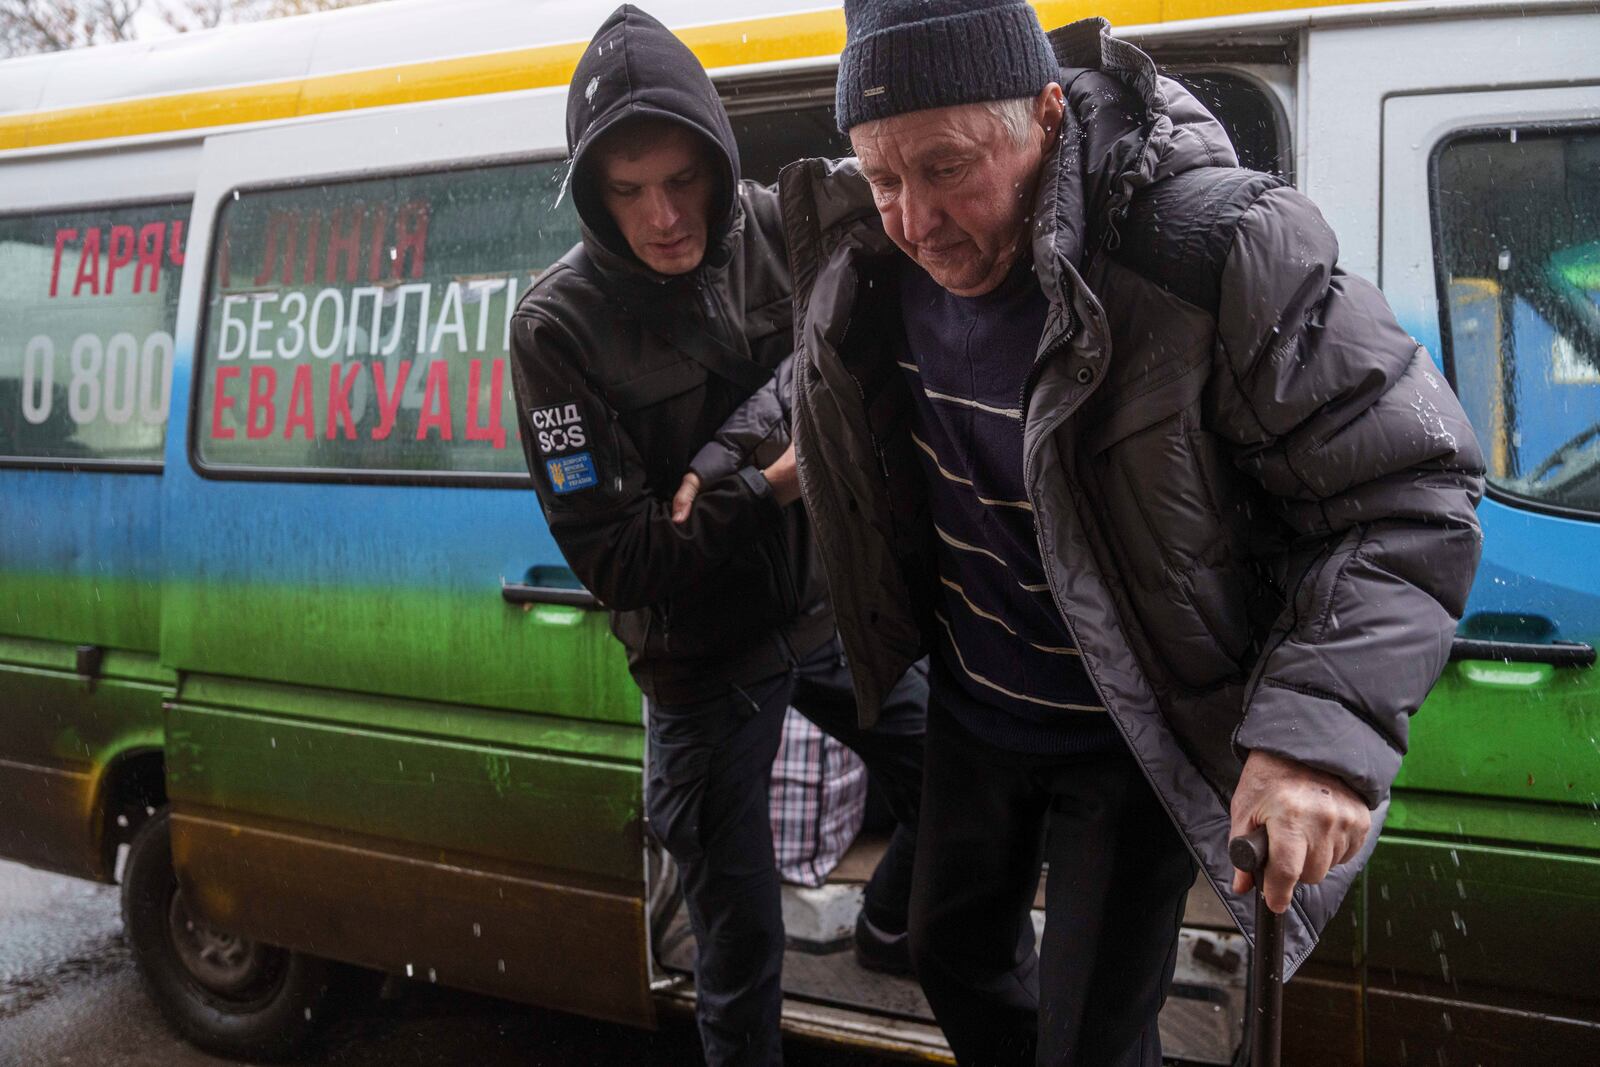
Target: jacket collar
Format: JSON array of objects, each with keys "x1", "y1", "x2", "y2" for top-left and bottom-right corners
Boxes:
[{"x1": 1032, "y1": 18, "x2": 1238, "y2": 306}]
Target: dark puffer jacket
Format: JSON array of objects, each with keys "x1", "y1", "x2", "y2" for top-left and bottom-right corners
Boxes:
[
  {"x1": 782, "y1": 18, "x2": 1484, "y2": 970},
  {"x1": 507, "y1": 4, "x2": 831, "y2": 703}
]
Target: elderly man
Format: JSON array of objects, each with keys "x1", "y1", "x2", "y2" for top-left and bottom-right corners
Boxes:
[
  {"x1": 773, "y1": 1, "x2": 1484, "y2": 1063},
  {"x1": 506, "y1": 7, "x2": 926, "y2": 1065}
]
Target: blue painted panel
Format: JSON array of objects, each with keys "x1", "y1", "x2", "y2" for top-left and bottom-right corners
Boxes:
[
  {"x1": 1462, "y1": 496, "x2": 1600, "y2": 642},
  {"x1": 0, "y1": 467, "x2": 163, "y2": 650},
  {"x1": 1, "y1": 468, "x2": 162, "y2": 578},
  {"x1": 159, "y1": 340, "x2": 562, "y2": 591}
]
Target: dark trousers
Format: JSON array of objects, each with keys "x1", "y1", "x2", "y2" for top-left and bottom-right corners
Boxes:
[
  {"x1": 909, "y1": 703, "x2": 1196, "y2": 1067},
  {"x1": 646, "y1": 637, "x2": 927, "y2": 1067}
]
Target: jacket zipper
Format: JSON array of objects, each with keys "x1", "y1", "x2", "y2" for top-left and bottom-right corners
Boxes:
[
  {"x1": 695, "y1": 278, "x2": 742, "y2": 360},
  {"x1": 1017, "y1": 258, "x2": 1299, "y2": 960},
  {"x1": 1018, "y1": 207, "x2": 1237, "y2": 936},
  {"x1": 1020, "y1": 398, "x2": 1223, "y2": 924}
]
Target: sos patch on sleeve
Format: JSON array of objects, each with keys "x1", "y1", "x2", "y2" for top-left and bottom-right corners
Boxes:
[
  {"x1": 529, "y1": 403, "x2": 589, "y2": 456},
  {"x1": 545, "y1": 451, "x2": 600, "y2": 494}
]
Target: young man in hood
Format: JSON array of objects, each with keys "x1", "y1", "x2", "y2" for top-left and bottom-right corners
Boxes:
[
  {"x1": 505, "y1": 8, "x2": 927, "y2": 1065},
  {"x1": 773, "y1": 1, "x2": 1485, "y2": 1064}
]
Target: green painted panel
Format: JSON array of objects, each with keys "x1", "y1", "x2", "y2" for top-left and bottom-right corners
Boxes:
[
  {"x1": 1387, "y1": 791, "x2": 1600, "y2": 854},
  {"x1": 174, "y1": 672, "x2": 641, "y2": 764},
  {"x1": 161, "y1": 580, "x2": 639, "y2": 726},
  {"x1": 1366, "y1": 837, "x2": 1600, "y2": 1008},
  {"x1": 166, "y1": 700, "x2": 644, "y2": 887},
  {"x1": 0, "y1": 655, "x2": 169, "y2": 768},
  {"x1": 0, "y1": 634, "x2": 175, "y2": 686},
  {"x1": 0, "y1": 572, "x2": 160, "y2": 652},
  {"x1": 1399, "y1": 661, "x2": 1600, "y2": 814}
]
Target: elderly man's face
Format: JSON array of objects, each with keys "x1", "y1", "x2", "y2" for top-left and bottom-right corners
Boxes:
[{"x1": 852, "y1": 86, "x2": 1064, "y2": 297}]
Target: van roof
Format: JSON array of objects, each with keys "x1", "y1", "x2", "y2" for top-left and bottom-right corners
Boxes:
[{"x1": 0, "y1": 0, "x2": 1586, "y2": 154}]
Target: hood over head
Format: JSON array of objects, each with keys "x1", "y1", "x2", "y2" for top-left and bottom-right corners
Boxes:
[{"x1": 565, "y1": 5, "x2": 742, "y2": 273}]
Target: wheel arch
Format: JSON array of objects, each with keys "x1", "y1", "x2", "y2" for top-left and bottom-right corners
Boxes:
[{"x1": 94, "y1": 746, "x2": 168, "y2": 882}]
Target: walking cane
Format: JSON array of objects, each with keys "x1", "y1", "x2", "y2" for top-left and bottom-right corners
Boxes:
[{"x1": 1229, "y1": 827, "x2": 1282, "y2": 1067}]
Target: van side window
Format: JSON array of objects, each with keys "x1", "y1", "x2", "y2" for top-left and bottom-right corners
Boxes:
[
  {"x1": 1435, "y1": 128, "x2": 1600, "y2": 516},
  {"x1": 194, "y1": 163, "x2": 577, "y2": 478},
  {"x1": 0, "y1": 201, "x2": 187, "y2": 466}
]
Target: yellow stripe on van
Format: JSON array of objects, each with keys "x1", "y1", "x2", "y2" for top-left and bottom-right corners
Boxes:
[{"x1": 0, "y1": 0, "x2": 1384, "y2": 152}]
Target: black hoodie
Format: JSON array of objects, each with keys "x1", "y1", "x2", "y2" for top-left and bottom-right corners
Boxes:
[
  {"x1": 564, "y1": 4, "x2": 741, "y2": 269},
  {"x1": 507, "y1": 5, "x2": 832, "y2": 703}
]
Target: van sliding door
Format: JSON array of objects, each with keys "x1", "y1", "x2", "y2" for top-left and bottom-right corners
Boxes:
[{"x1": 160, "y1": 91, "x2": 653, "y2": 1026}]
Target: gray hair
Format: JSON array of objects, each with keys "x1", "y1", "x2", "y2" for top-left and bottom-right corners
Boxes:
[
  {"x1": 849, "y1": 95, "x2": 1038, "y2": 148},
  {"x1": 980, "y1": 97, "x2": 1035, "y2": 148}
]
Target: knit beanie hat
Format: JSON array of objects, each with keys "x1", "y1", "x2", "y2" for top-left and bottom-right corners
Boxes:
[{"x1": 834, "y1": 0, "x2": 1059, "y2": 133}]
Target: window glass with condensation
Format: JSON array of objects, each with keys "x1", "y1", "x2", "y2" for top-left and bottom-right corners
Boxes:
[
  {"x1": 196, "y1": 162, "x2": 576, "y2": 477},
  {"x1": 1437, "y1": 128, "x2": 1600, "y2": 515},
  {"x1": 0, "y1": 202, "x2": 187, "y2": 464}
]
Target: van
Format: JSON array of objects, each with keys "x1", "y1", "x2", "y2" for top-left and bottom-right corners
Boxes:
[{"x1": 2, "y1": 1, "x2": 1596, "y2": 1063}]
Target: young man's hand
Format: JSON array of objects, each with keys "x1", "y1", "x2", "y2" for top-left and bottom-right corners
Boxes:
[
  {"x1": 762, "y1": 443, "x2": 801, "y2": 507},
  {"x1": 1229, "y1": 750, "x2": 1370, "y2": 914},
  {"x1": 671, "y1": 471, "x2": 702, "y2": 524},
  {"x1": 670, "y1": 445, "x2": 799, "y2": 524}
]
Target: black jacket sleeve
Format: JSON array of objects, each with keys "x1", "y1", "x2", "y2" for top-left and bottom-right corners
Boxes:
[
  {"x1": 1212, "y1": 185, "x2": 1485, "y2": 807},
  {"x1": 688, "y1": 352, "x2": 795, "y2": 484},
  {"x1": 508, "y1": 299, "x2": 785, "y2": 612}
]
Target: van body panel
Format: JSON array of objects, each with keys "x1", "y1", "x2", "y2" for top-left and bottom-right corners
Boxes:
[
  {"x1": 0, "y1": 469, "x2": 163, "y2": 649},
  {"x1": 1364, "y1": 992, "x2": 1600, "y2": 1067},
  {"x1": 1360, "y1": 19, "x2": 1600, "y2": 1062},
  {"x1": 0, "y1": 466, "x2": 171, "y2": 882},
  {"x1": 1302, "y1": 10, "x2": 1600, "y2": 281},
  {"x1": 1364, "y1": 840, "x2": 1599, "y2": 1005},
  {"x1": 156, "y1": 482, "x2": 638, "y2": 723},
  {"x1": 137, "y1": 88, "x2": 655, "y2": 1026},
  {"x1": 1, "y1": 139, "x2": 193, "y2": 881},
  {"x1": 165, "y1": 695, "x2": 645, "y2": 888},
  {"x1": 3, "y1": 0, "x2": 1482, "y2": 154},
  {"x1": 1403, "y1": 637, "x2": 1600, "y2": 808},
  {"x1": 1275, "y1": 973, "x2": 1365, "y2": 1067},
  {"x1": 170, "y1": 810, "x2": 655, "y2": 1025},
  {"x1": 0, "y1": 644, "x2": 167, "y2": 879}
]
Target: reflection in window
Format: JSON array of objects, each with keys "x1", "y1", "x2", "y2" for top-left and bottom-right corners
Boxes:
[
  {"x1": 0, "y1": 201, "x2": 187, "y2": 463},
  {"x1": 1436, "y1": 128, "x2": 1600, "y2": 514},
  {"x1": 197, "y1": 163, "x2": 577, "y2": 477}
]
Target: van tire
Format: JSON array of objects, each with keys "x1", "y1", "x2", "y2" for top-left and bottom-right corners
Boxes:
[{"x1": 120, "y1": 808, "x2": 349, "y2": 1062}]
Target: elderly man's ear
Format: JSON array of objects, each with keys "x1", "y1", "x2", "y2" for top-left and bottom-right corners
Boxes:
[{"x1": 1035, "y1": 83, "x2": 1066, "y2": 145}]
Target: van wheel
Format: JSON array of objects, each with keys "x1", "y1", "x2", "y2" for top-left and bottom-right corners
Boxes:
[{"x1": 121, "y1": 809, "x2": 354, "y2": 1062}]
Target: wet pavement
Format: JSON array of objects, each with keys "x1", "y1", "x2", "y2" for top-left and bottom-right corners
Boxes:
[{"x1": 0, "y1": 859, "x2": 903, "y2": 1067}]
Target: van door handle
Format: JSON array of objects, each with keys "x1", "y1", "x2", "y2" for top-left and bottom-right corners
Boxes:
[
  {"x1": 1449, "y1": 638, "x2": 1595, "y2": 668},
  {"x1": 501, "y1": 581, "x2": 600, "y2": 609}
]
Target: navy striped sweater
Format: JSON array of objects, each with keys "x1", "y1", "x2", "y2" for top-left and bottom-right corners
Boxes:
[{"x1": 898, "y1": 257, "x2": 1122, "y2": 756}]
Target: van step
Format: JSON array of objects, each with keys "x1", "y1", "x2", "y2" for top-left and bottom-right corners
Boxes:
[{"x1": 656, "y1": 890, "x2": 1246, "y2": 1064}]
